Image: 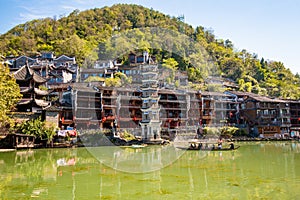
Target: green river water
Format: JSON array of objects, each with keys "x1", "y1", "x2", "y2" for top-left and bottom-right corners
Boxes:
[{"x1": 0, "y1": 142, "x2": 300, "y2": 199}]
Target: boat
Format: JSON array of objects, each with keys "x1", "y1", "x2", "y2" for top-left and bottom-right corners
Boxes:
[
  {"x1": 130, "y1": 144, "x2": 147, "y2": 149},
  {"x1": 178, "y1": 141, "x2": 240, "y2": 151},
  {"x1": 187, "y1": 145, "x2": 240, "y2": 151}
]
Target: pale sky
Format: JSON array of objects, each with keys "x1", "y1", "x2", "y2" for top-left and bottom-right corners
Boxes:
[{"x1": 1, "y1": 0, "x2": 299, "y2": 74}]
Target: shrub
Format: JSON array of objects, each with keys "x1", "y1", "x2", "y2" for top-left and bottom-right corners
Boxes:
[
  {"x1": 15, "y1": 117, "x2": 57, "y2": 143},
  {"x1": 120, "y1": 130, "x2": 135, "y2": 141}
]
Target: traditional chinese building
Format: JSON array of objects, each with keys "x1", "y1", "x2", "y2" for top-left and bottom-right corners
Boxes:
[
  {"x1": 59, "y1": 83, "x2": 102, "y2": 130},
  {"x1": 228, "y1": 91, "x2": 291, "y2": 137},
  {"x1": 13, "y1": 65, "x2": 51, "y2": 113},
  {"x1": 289, "y1": 100, "x2": 300, "y2": 137},
  {"x1": 139, "y1": 63, "x2": 161, "y2": 141}
]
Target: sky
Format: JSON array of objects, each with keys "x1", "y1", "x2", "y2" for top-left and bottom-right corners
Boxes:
[{"x1": 1, "y1": 0, "x2": 300, "y2": 74}]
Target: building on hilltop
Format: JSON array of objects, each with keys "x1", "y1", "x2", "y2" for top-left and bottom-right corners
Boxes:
[
  {"x1": 79, "y1": 60, "x2": 119, "y2": 82},
  {"x1": 8, "y1": 52, "x2": 77, "y2": 84}
]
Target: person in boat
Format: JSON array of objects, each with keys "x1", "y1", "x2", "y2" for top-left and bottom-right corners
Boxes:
[
  {"x1": 217, "y1": 138, "x2": 223, "y2": 149},
  {"x1": 205, "y1": 143, "x2": 209, "y2": 150},
  {"x1": 229, "y1": 142, "x2": 235, "y2": 150},
  {"x1": 198, "y1": 142, "x2": 202, "y2": 150},
  {"x1": 190, "y1": 142, "x2": 197, "y2": 149}
]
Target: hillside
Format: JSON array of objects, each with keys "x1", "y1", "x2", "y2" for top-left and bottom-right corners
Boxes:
[{"x1": 0, "y1": 4, "x2": 299, "y2": 99}]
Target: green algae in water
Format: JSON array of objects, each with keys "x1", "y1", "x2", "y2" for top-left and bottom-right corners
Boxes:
[{"x1": 0, "y1": 142, "x2": 300, "y2": 199}]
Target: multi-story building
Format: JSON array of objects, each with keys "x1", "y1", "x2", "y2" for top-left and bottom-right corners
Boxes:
[
  {"x1": 79, "y1": 60, "x2": 119, "y2": 82},
  {"x1": 59, "y1": 83, "x2": 102, "y2": 130},
  {"x1": 139, "y1": 63, "x2": 161, "y2": 141},
  {"x1": 8, "y1": 52, "x2": 77, "y2": 85},
  {"x1": 228, "y1": 91, "x2": 291, "y2": 137},
  {"x1": 13, "y1": 65, "x2": 51, "y2": 113},
  {"x1": 289, "y1": 100, "x2": 300, "y2": 137}
]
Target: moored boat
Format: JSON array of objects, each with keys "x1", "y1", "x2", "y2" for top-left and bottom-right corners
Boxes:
[{"x1": 131, "y1": 144, "x2": 147, "y2": 149}]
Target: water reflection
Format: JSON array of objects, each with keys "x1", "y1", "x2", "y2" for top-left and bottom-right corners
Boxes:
[
  {"x1": 0, "y1": 142, "x2": 300, "y2": 199},
  {"x1": 86, "y1": 145, "x2": 204, "y2": 173}
]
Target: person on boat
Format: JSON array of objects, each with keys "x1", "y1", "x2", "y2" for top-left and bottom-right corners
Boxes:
[
  {"x1": 217, "y1": 138, "x2": 223, "y2": 149},
  {"x1": 198, "y1": 143, "x2": 202, "y2": 150},
  {"x1": 190, "y1": 143, "x2": 197, "y2": 149},
  {"x1": 229, "y1": 142, "x2": 235, "y2": 150},
  {"x1": 205, "y1": 143, "x2": 209, "y2": 150}
]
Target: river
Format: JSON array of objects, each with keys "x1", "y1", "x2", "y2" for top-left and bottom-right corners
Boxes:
[{"x1": 0, "y1": 142, "x2": 299, "y2": 199}]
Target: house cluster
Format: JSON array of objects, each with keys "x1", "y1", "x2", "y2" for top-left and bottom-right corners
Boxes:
[{"x1": 5, "y1": 52, "x2": 300, "y2": 141}]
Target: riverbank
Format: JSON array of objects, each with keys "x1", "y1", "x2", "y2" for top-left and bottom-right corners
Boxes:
[
  {"x1": 229, "y1": 136, "x2": 297, "y2": 142},
  {"x1": 1, "y1": 134, "x2": 299, "y2": 151}
]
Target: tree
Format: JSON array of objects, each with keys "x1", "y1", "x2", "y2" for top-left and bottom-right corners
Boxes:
[
  {"x1": 105, "y1": 77, "x2": 121, "y2": 87},
  {"x1": 16, "y1": 117, "x2": 57, "y2": 144},
  {"x1": 162, "y1": 58, "x2": 178, "y2": 83},
  {"x1": 84, "y1": 76, "x2": 105, "y2": 82},
  {"x1": 0, "y1": 63, "x2": 21, "y2": 128},
  {"x1": 114, "y1": 72, "x2": 132, "y2": 85}
]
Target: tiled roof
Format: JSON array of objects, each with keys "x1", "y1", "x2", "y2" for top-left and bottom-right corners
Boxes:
[
  {"x1": 20, "y1": 87, "x2": 33, "y2": 93},
  {"x1": 14, "y1": 65, "x2": 47, "y2": 83},
  {"x1": 17, "y1": 99, "x2": 33, "y2": 105},
  {"x1": 228, "y1": 91, "x2": 287, "y2": 103},
  {"x1": 35, "y1": 99, "x2": 50, "y2": 107},
  {"x1": 34, "y1": 88, "x2": 52, "y2": 96},
  {"x1": 54, "y1": 65, "x2": 76, "y2": 73},
  {"x1": 71, "y1": 82, "x2": 102, "y2": 92},
  {"x1": 202, "y1": 91, "x2": 231, "y2": 97},
  {"x1": 43, "y1": 105, "x2": 61, "y2": 111},
  {"x1": 48, "y1": 71, "x2": 63, "y2": 79},
  {"x1": 14, "y1": 65, "x2": 32, "y2": 81}
]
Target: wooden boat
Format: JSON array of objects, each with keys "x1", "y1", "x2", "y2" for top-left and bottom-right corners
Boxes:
[
  {"x1": 179, "y1": 141, "x2": 240, "y2": 151},
  {"x1": 131, "y1": 144, "x2": 147, "y2": 149},
  {"x1": 187, "y1": 145, "x2": 240, "y2": 151}
]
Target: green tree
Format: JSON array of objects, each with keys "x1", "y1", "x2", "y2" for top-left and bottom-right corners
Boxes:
[
  {"x1": 84, "y1": 76, "x2": 105, "y2": 82},
  {"x1": 0, "y1": 63, "x2": 21, "y2": 128},
  {"x1": 105, "y1": 77, "x2": 121, "y2": 87},
  {"x1": 162, "y1": 58, "x2": 178, "y2": 83},
  {"x1": 16, "y1": 117, "x2": 57, "y2": 144}
]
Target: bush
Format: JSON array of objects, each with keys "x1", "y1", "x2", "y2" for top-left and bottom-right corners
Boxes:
[
  {"x1": 15, "y1": 117, "x2": 57, "y2": 143},
  {"x1": 220, "y1": 126, "x2": 239, "y2": 137},
  {"x1": 203, "y1": 127, "x2": 220, "y2": 136},
  {"x1": 120, "y1": 130, "x2": 135, "y2": 141},
  {"x1": 203, "y1": 126, "x2": 240, "y2": 138}
]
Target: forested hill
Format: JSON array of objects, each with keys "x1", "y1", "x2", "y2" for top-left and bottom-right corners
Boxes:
[{"x1": 0, "y1": 4, "x2": 299, "y2": 99}]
